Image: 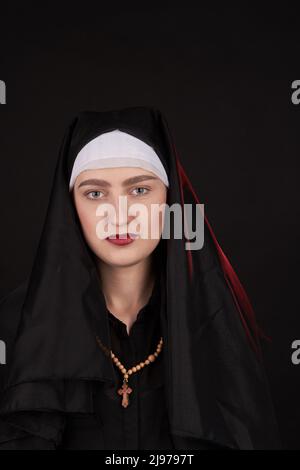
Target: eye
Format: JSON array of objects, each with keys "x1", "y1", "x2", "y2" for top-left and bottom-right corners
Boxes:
[
  {"x1": 131, "y1": 187, "x2": 150, "y2": 196},
  {"x1": 85, "y1": 190, "x2": 104, "y2": 200}
]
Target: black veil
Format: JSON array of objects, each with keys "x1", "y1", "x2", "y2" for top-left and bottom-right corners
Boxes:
[{"x1": 0, "y1": 107, "x2": 281, "y2": 449}]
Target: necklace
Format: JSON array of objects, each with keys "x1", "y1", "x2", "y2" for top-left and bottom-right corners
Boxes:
[{"x1": 110, "y1": 336, "x2": 163, "y2": 408}]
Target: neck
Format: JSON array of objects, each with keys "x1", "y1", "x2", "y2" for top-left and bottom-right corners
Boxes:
[{"x1": 97, "y1": 256, "x2": 155, "y2": 335}]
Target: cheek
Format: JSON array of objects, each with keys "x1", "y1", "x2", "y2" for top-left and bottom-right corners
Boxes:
[{"x1": 76, "y1": 201, "x2": 97, "y2": 239}]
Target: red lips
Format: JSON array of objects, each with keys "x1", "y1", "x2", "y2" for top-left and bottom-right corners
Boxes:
[{"x1": 105, "y1": 233, "x2": 138, "y2": 246}]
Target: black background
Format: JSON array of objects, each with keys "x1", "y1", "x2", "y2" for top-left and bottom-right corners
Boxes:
[{"x1": 0, "y1": 3, "x2": 299, "y2": 449}]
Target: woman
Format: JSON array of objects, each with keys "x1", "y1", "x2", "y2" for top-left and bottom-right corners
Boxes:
[{"x1": 0, "y1": 106, "x2": 280, "y2": 449}]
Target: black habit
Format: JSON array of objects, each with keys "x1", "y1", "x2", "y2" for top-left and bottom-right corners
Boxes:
[{"x1": 0, "y1": 106, "x2": 281, "y2": 450}]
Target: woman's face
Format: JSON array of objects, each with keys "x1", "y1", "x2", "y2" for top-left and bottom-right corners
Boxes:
[{"x1": 72, "y1": 167, "x2": 167, "y2": 267}]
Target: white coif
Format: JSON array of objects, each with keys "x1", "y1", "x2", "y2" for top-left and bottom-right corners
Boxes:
[{"x1": 69, "y1": 129, "x2": 169, "y2": 190}]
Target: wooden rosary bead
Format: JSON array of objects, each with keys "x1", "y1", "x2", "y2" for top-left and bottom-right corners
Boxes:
[{"x1": 109, "y1": 336, "x2": 163, "y2": 408}]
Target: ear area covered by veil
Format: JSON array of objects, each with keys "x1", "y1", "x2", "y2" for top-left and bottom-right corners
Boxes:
[{"x1": 0, "y1": 107, "x2": 281, "y2": 449}]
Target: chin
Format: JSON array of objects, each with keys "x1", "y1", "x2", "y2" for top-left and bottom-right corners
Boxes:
[
  {"x1": 96, "y1": 250, "x2": 146, "y2": 268},
  {"x1": 102, "y1": 257, "x2": 145, "y2": 268}
]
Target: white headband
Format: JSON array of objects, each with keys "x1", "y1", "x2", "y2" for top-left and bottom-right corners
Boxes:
[{"x1": 69, "y1": 129, "x2": 169, "y2": 190}]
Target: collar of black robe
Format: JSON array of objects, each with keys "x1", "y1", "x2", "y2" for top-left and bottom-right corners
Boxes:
[
  {"x1": 107, "y1": 273, "x2": 161, "y2": 338},
  {"x1": 0, "y1": 107, "x2": 281, "y2": 449}
]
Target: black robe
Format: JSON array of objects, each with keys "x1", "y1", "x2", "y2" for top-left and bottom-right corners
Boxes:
[
  {"x1": 0, "y1": 276, "x2": 226, "y2": 450},
  {"x1": 0, "y1": 106, "x2": 281, "y2": 450}
]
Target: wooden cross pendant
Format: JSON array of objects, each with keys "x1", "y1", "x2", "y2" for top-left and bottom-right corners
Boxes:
[{"x1": 117, "y1": 380, "x2": 133, "y2": 408}]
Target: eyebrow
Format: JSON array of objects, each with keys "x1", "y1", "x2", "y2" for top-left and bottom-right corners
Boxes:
[{"x1": 77, "y1": 174, "x2": 159, "y2": 189}]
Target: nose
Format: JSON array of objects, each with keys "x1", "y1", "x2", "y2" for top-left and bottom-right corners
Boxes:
[{"x1": 108, "y1": 194, "x2": 135, "y2": 232}]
